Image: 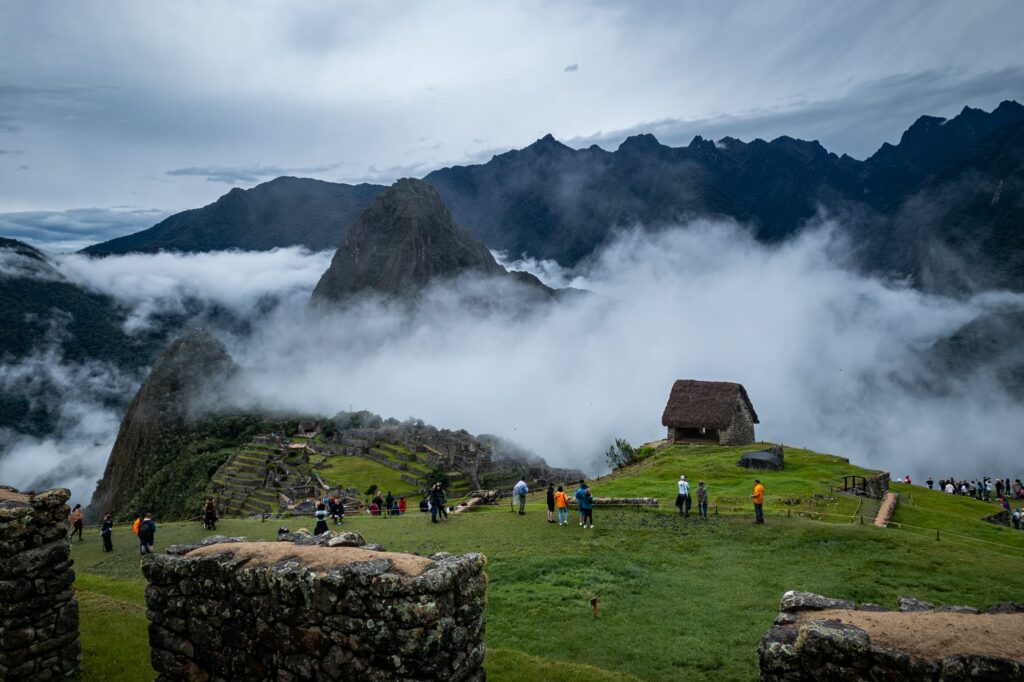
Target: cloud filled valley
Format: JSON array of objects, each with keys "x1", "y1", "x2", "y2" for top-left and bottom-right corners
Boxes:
[{"x1": 2, "y1": 220, "x2": 1023, "y2": 505}]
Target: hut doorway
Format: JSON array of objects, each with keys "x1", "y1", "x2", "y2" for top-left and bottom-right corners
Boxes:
[{"x1": 673, "y1": 427, "x2": 719, "y2": 442}]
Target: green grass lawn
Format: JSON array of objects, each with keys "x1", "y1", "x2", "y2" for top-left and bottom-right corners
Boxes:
[
  {"x1": 312, "y1": 454, "x2": 420, "y2": 498},
  {"x1": 71, "y1": 445, "x2": 1024, "y2": 681}
]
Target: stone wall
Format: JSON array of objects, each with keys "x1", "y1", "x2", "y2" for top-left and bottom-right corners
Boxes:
[
  {"x1": 721, "y1": 396, "x2": 756, "y2": 445},
  {"x1": 863, "y1": 472, "x2": 889, "y2": 500},
  {"x1": 760, "y1": 590, "x2": 1024, "y2": 681},
  {"x1": 142, "y1": 532, "x2": 487, "y2": 681},
  {"x1": 0, "y1": 486, "x2": 80, "y2": 680}
]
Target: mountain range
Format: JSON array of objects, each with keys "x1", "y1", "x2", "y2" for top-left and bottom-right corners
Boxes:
[{"x1": 83, "y1": 100, "x2": 1024, "y2": 293}]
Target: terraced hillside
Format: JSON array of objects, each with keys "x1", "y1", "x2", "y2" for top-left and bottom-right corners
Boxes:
[{"x1": 209, "y1": 439, "x2": 321, "y2": 516}]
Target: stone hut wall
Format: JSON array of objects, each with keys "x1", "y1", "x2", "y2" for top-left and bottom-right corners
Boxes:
[
  {"x1": 142, "y1": 533, "x2": 487, "y2": 681},
  {"x1": 720, "y1": 397, "x2": 756, "y2": 446},
  {"x1": 863, "y1": 472, "x2": 889, "y2": 500},
  {"x1": 0, "y1": 486, "x2": 80, "y2": 680}
]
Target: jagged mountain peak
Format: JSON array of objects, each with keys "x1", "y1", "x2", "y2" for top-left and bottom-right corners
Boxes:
[{"x1": 311, "y1": 178, "x2": 520, "y2": 304}]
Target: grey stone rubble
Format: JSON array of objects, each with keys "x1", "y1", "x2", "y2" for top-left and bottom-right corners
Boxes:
[
  {"x1": 759, "y1": 590, "x2": 1024, "y2": 681},
  {"x1": 0, "y1": 485, "x2": 80, "y2": 680},
  {"x1": 142, "y1": 530, "x2": 487, "y2": 681}
]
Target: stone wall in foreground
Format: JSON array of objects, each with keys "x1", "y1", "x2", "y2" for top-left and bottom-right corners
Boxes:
[
  {"x1": 142, "y1": 531, "x2": 487, "y2": 681},
  {"x1": 0, "y1": 486, "x2": 80, "y2": 680},
  {"x1": 759, "y1": 590, "x2": 1024, "y2": 681}
]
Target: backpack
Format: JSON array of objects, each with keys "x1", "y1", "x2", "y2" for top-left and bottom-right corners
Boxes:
[{"x1": 133, "y1": 518, "x2": 141, "y2": 536}]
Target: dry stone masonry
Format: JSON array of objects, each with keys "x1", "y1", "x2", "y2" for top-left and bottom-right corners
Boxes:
[
  {"x1": 142, "y1": 531, "x2": 487, "y2": 681},
  {"x1": 0, "y1": 486, "x2": 80, "y2": 680},
  {"x1": 760, "y1": 590, "x2": 1024, "y2": 680}
]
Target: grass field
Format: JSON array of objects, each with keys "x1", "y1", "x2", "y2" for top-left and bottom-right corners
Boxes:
[
  {"x1": 71, "y1": 444, "x2": 1024, "y2": 681},
  {"x1": 313, "y1": 455, "x2": 420, "y2": 498}
]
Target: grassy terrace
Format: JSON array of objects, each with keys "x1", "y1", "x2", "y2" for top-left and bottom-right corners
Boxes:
[
  {"x1": 313, "y1": 455, "x2": 420, "y2": 497},
  {"x1": 72, "y1": 444, "x2": 1024, "y2": 681}
]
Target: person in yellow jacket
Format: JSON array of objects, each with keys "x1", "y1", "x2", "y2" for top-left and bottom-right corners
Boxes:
[{"x1": 751, "y1": 480, "x2": 765, "y2": 524}]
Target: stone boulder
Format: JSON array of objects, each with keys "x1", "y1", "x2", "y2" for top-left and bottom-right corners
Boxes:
[{"x1": 739, "y1": 445, "x2": 784, "y2": 471}]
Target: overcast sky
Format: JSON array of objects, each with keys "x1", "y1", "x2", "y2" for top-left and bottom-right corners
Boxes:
[{"x1": 1, "y1": 0, "x2": 1022, "y2": 249}]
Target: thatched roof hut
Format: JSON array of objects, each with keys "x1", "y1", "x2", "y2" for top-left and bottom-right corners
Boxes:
[{"x1": 661, "y1": 379, "x2": 759, "y2": 446}]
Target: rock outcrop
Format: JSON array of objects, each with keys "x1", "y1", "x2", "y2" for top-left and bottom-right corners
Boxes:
[
  {"x1": 142, "y1": 533, "x2": 487, "y2": 681},
  {"x1": 311, "y1": 178, "x2": 550, "y2": 304},
  {"x1": 760, "y1": 591, "x2": 1024, "y2": 680},
  {"x1": 89, "y1": 328, "x2": 237, "y2": 519},
  {"x1": 0, "y1": 486, "x2": 80, "y2": 680}
]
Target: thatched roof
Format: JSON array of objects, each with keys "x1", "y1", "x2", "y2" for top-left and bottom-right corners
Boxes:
[{"x1": 661, "y1": 380, "x2": 759, "y2": 429}]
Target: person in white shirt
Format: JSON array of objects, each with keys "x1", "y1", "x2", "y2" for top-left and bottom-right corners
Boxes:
[
  {"x1": 513, "y1": 479, "x2": 528, "y2": 515},
  {"x1": 944, "y1": 482, "x2": 955, "y2": 494},
  {"x1": 675, "y1": 475, "x2": 691, "y2": 517}
]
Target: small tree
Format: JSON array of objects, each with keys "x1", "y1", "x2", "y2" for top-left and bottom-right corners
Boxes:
[{"x1": 605, "y1": 438, "x2": 636, "y2": 470}]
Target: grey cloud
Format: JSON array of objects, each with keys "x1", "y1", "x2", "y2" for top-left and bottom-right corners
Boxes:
[
  {"x1": 0, "y1": 149, "x2": 23, "y2": 155},
  {"x1": 564, "y1": 63, "x2": 578, "y2": 72},
  {"x1": 165, "y1": 163, "x2": 343, "y2": 184},
  {"x1": 0, "y1": 207, "x2": 169, "y2": 251},
  {"x1": 568, "y1": 67, "x2": 1024, "y2": 159}
]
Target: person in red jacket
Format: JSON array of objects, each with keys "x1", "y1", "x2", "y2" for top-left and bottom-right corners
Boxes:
[{"x1": 398, "y1": 497, "x2": 407, "y2": 515}]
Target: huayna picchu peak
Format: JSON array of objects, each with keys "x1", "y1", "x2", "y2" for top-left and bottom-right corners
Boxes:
[{"x1": 311, "y1": 178, "x2": 550, "y2": 304}]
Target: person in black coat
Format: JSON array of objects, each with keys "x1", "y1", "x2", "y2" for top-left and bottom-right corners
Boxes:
[
  {"x1": 385, "y1": 491, "x2": 395, "y2": 516},
  {"x1": 546, "y1": 484, "x2": 556, "y2": 523},
  {"x1": 100, "y1": 514, "x2": 113, "y2": 552}
]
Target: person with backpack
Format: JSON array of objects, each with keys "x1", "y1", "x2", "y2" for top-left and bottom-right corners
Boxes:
[
  {"x1": 675, "y1": 475, "x2": 691, "y2": 517},
  {"x1": 429, "y1": 483, "x2": 443, "y2": 524},
  {"x1": 138, "y1": 513, "x2": 156, "y2": 554},
  {"x1": 100, "y1": 514, "x2": 113, "y2": 552},
  {"x1": 313, "y1": 503, "x2": 329, "y2": 535},
  {"x1": 68, "y1": 504, "x2": 84, "y2": 542},
  {"x1": 554, "y1": 485, "x2": 569, "y2": 526},
  {"x1": 580, "y1": 484, "x2": 595, "y2": 529},
  {"x1": 513, "y1": 479, "x2": 528, "y2": 515},
  {"x1": 546, "y1": 484, "x2": 556, "y2": 523},
  {"x1": 574, "y1": 480, "x2": 588, "y2": 526}
]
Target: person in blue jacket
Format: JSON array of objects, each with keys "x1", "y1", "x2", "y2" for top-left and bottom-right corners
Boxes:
[
  {"x1": 574, "y1": 480, "x2": 588, "y2": 527},
  {"x1": 579, "y1": 484, "x2": 594, "y2": 528}
]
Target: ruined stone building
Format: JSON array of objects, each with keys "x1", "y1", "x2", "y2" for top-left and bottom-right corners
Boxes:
[
  {"x1": 661, "y1": 379, "x2": 759, "y2": 446},
  {"x1": 0, "y1": 486, "x2": 80, "y2": 680}
]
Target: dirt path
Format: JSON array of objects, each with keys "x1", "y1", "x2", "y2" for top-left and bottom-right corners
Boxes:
[
  {"x1": 873, "y1": 491, "x2": 898, "y2": 527},
  {"x1": 800, "y1": 610, "x2": 1024, "y2": 661}
]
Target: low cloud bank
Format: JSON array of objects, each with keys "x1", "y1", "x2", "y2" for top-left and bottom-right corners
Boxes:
[{"x1": 2, "y1": 220, "x2": 1022, "y2": 504}]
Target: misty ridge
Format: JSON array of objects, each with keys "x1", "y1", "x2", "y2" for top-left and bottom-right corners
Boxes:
[{"x1": 3, "y1": 215, "x2": 1022, "y2": 505}]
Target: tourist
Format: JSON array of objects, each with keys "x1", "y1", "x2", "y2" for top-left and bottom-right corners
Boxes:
[
  {"x1": 203, "y1": 497, "x2": 217, "y2": 531},
  {"x1": 554, "y1": 485, "x2": 569, "y2": 526},
  {"x1": 513, "y1": 479, "x2": 528, "y2": 515},
  {"x1": 751, "y1": 479, "x2": 765, "y2": 524},
  {"x1": 429, "y1": 484, "x2": 443, "y2": 523},
  {"x1": 546, "y1": 484, "x2": 556, "y2": 523},
  {"x1": 580, "y1": 484, "x2": 594, "y2": 529},
  {"x1": 68, "y1": 504, "x2": 84, "y2": 542},
  {"x1": 419, "y1": 497, "x2": 429, "y2": 513},
  {"x1": 696, "y1": 481, "x2": 708, "y2": 520},
  {"x1": 369, "y1": 501, "x2": 381, "y2": 516},
  {"x1": 372, "y1": 491, "x2": 384, "y2": 512},
  {"x1": 390, "y1": 499, "x2": 400, "y2": 516},
  {"x1": 926, "y1": 477, "x2": 934, "y2": 490},
  {"x1": 944, "y1": 481, "x2": 955, "y2": 494},
  {"x1": 1013, "y1": 507, "x2": 1021, "y2": 530},
  {"x1": 574, "y1": 480, "x2": 588, "y2": 526},
  {"x1": 329, "y1": 496, "x2": 344, "y2": 524},
  {"x1": 313, "y1": 503, "x2": 329, "y2": 535},
  {"x1": 438, "y1": 485, "x2": 449, "y2": 520},
  {"x1": 100, "y1": 514, "x2": 113, "y2": 552},
  {"x1": 399, "y1": 496, "x2": 407, "y2": 515},
  {"x1": 138, "y1": 513, "x2": 156, "y2": 554},
  {"x1": 385, "y1": 491, "x2": 395, "y2": 517},
  {"x1": 676, "y1": 475, "x2": 691, "y2": 518}
]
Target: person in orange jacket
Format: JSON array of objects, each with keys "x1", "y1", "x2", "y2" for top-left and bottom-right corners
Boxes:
[
  {"x1": 751, "y1": 479, "x2": 765, "y2": 524},
  {"x1": 68, "y1": 504, "x2": 84, "y2": 542},
  {"x1": 553, "y1": 485, "x2": 570, "y2": 526}
]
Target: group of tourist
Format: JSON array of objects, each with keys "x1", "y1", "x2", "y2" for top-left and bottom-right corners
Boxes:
[
  {"x1": 923, "y1": 476, "x2": 1024, "y2": 501},
  {"x1": 367, "y1": 491, "x2": 407, "y2": 517},
  {"x1": 675, "y1": 476, "x2": 765, "y2": 523},
  {"x1": 538, "y1": 480, "x2": 594, "y2": 527}
]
